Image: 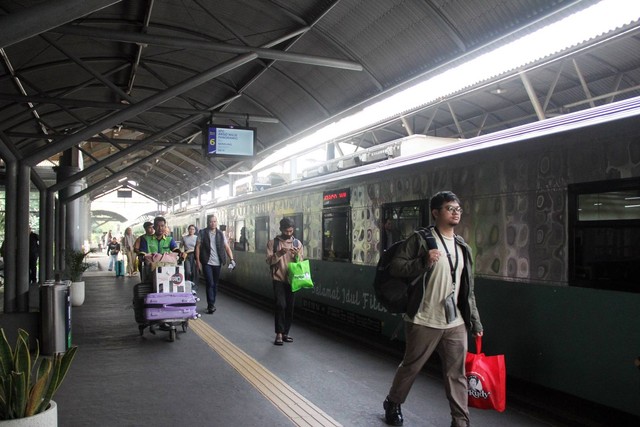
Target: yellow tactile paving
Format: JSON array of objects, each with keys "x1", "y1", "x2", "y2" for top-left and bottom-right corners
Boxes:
[{"x1": 191, "y1": 320, "x2": 342, "y2": 427}]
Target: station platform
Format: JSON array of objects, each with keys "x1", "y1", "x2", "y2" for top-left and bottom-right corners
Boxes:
[{"x1": 48, "y1": 256, "x2": 629, "y2": 427}]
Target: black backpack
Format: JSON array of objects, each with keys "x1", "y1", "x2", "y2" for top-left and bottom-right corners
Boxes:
[{"x1": 373, "y1": 227, "x2": 437, "y2": 313}]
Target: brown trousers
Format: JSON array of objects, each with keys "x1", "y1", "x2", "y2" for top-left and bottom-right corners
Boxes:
[{"x1": 388, "y1": 322, "x2": 470, "y2": 427}]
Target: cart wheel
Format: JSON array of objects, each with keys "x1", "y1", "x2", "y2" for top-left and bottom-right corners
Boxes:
[{"x1": 169, "y1": 328, "x2": 176, "y2": 342}]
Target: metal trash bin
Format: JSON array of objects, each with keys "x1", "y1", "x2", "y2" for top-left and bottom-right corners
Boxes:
[{"x1": 40, "y1": 280, "x2": 72, "y2": 355}]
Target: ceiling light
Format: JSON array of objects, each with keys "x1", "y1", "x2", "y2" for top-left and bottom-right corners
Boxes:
[{"x1": 252, "y1": 0, "x2": 640, "y2": 172}]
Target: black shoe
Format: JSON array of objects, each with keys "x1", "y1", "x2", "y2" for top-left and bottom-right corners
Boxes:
[
  {"x1": 206, "y1": 306, "x2": 216, "y2": 314},
  {"x1": 383, "y1": 397, "x2": 403, "y2": 426}
]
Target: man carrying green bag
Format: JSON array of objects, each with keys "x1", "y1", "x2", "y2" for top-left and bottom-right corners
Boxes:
[
  {"x1": 288, "y1": 252, "x2": 313, "y2": 292},
  {"x1": 266, "y1": 217, "x2": 310, "y2": 346}
]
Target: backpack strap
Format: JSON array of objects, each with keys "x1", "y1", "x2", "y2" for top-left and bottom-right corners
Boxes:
[{"x1": 414, "y1": 227, "x2": 438, "y2": 253}]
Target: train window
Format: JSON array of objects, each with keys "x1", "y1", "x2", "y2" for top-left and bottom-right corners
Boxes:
[
  {"x1": 569, "y1": 179, "x2": 640, "y2": 293},
  {"x1": 234, "y1": 220, "x2": 247, "y2": 251},
  {"x1": 382, "y1": 202, "x2": 428, "y2": 250},
  {"x1": 255, "y1": 216, "x2": 269, "y2": 252},
  {"x1": 322, "y1": 208, "x2": 351, "y2": 261}
]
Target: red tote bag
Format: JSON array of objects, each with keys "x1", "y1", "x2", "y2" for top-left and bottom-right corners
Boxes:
[{"x1": 465, "y1": 336, "x2": 506, "y2": 412}]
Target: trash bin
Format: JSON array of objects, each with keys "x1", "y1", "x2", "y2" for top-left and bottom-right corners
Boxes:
[{"x1": 40, "y1": 280, "x2": 72, "y2": 355}]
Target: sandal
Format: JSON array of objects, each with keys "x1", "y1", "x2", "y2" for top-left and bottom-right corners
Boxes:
[
  {"x1": 282, "y1": 335, "x2": 293, "y2": 343},
  {"x1": 274, "y1": 335, "x2": 283, "y2": 346}
]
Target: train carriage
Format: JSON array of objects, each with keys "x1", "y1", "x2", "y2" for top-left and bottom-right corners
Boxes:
[{"x1": 168, "y1": 96, "x2": 640, "y2": 418}]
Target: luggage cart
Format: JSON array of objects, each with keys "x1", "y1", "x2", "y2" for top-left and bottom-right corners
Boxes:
[{"x1": 132, "y1": 258, "x2": 200, "y2": 342}]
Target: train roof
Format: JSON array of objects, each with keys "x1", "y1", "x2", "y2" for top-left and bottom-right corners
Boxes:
[{"x1": 211, "y1": 94, "x2": 640, "y2": 207}]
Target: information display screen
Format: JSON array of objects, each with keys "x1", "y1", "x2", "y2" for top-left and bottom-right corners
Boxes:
[{"x1": 203, "y1": 124, "x2": 256, "y2": 158}]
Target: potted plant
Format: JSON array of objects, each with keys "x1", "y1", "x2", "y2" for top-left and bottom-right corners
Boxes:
[
  {"x1": 64, "y1": 249, "x2": 93, "y2": 307},
  {"x1": 0, "y1": 328, "x2": 77, "y2": 425}
]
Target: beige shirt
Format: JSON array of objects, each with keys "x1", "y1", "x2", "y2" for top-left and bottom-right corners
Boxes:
[
  {"x1": 410, "y1": 234, "x2": 465, "y2": 329},
  {"x1": 266, "y1": 236, "x2": 304, "y2": 283}
]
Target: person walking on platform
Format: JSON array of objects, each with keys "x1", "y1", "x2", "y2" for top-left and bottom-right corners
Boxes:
[
  {"x1": 106, "y1": 237, "x2": 120, "y2": 271},
  {"x1": 122, "y1": 227, "x2": 136, "y2": 277},
  {"x1": 195, "y1": 215, "x2": 234, "y2": 314},
  {"x1": 383, "y1": 191, "x2": 483, "y2": 427},
  {"x1": 137, "y1": 217, "x2": 181, "y2": 281},
  {"x1": 29, "y1": 227, "x2": 39, "y2": 283},
  {"x1": 181, "y1": 224, "x2": 199, "y2": 290},
  {"x1": 134, "y1": 221, "x2": 154, "y2": 282},
  {"x1": 266, "y1": 217, "x2": 302, "y2": 346}
]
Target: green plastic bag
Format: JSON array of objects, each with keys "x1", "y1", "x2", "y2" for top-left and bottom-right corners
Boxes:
[{"x1": 287, "y1": 257, "x2": 314, "y2": 292}]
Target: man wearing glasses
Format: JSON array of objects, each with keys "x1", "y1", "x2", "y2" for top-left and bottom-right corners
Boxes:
[{"x1": 383, "y1": 191, "x2": 483, "y2": 427}]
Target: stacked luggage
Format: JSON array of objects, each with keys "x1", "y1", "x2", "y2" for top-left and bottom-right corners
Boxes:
[{"x1": 132, "y1": 254, "x2": 200, "y2": 342}]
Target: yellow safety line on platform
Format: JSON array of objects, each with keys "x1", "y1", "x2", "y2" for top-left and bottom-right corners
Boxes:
[{"x1": 191, "y1": 320, "x2": 342, "y2": 427}]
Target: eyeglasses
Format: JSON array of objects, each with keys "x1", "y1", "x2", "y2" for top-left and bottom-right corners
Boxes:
[{"x1": 442, "y1": 206, "x2": 463, "y2": 214}]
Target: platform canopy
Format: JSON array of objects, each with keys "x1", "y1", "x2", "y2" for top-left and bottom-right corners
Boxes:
[{"x1": 0, "y1": 0, "x2": 639, "y2": 203}]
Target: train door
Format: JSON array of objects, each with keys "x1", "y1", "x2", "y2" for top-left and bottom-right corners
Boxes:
[
  {"x1": 322, "y1": 208, "x2": 351, "y2": 261},
  {"x1": 322, "y1": 188, "x2": 351, "y2": 261}
]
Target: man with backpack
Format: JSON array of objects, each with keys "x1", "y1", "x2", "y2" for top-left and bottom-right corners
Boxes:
[
  {"x1": 266, "y1": 217, "x2": 302, "y2": 346},
  {"x1": 383, "y1": 191, "x2": 483, "y2": 427}
]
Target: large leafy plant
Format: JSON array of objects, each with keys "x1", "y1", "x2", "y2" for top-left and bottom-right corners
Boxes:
[
  {"x1": 0, "y1": 328, "x2": 77, "y2": 420},
  {"x1": 64, "y1": 249, "x2": 93, "y2": 282}
]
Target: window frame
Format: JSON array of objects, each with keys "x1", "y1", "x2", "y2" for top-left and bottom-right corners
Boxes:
[
  {"x1": 568, "y1": 177, "x2": 640, "y2": 293},
  {"x1": 381, "y1": 200, "x2": 430, "y2": 250}
]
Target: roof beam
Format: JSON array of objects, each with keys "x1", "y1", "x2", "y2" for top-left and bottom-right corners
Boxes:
[
  {"x1": 49, "y1": 115, "x2": 198, "y2": 192},
  {"x1": 65, "y1": 146, "x2": 176, "y2": 203},
  {"x1": 24, "y1": 53, "x2": 258, "y2": 165},
  {"x1": 520, "y1": 71, "x2": 546, "y2": 121},
  {"x1": 0, "y1": 0, "x2": 122, "y2": 49},
  {"x1": 51, "y1": 25, "x2": 363, "y2": 71},
  {"x1": 0, "y1": 92, "x2": 279, "y2": 123}
]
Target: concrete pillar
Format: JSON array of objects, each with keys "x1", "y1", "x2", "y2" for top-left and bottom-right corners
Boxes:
[{"x1": 16, "y1": 163, "x2": 31, "y2": 311}]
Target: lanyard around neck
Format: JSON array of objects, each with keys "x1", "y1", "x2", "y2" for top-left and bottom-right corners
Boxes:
[{"x1": 434, "y1": 227, "x2": 458, "y2": 290}]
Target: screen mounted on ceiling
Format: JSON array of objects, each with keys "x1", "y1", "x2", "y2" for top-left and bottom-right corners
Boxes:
[{"x1": 203, "y1": 124, "x2": 256, "y2": 158}]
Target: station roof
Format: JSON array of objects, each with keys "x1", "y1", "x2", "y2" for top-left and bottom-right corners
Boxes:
[{"x1": 1, "y1": 0, "x2": 639, "y2": 203}]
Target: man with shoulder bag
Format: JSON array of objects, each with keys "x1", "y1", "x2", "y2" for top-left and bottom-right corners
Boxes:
[
  {"x1": 383, "y1": 191, "x2": 483, "y2": 427},
  {"x1": 266, "y1": 217, "x2": 302, "y2": 346},
  {"x1": 195, "y1": 215, "x2": 234, "y2": 314}
]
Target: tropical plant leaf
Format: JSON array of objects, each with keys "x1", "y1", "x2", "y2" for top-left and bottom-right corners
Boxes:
[
  {"x1": 38, "y1": 346, "x2": 77, "y2": 414},
  {"x1": 0, "y1": 328, "x2": 77, "y2": 420},
  {"x1": 25, "y1": 360, "x2": 50, "y2": 417},
  {"x1": 11, "y1": 371, "x2": 26, "y2": 419},
  {"x1": 13, "y1": 335, "x2": 30, "y2": 414},
  {"x1": 0, "y1": 329, "x2": 12, "y2": 379}
]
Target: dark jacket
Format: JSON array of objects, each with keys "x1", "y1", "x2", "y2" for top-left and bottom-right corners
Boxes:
[
  {"x1": 198, "y1": 228, "x2": 227, "y2": 266},
  {"x1": 389, "y1": 226, "x2": 483, "y2": 334}
]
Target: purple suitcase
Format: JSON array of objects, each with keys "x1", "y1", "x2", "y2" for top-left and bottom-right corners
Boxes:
[{"x1": 143, "y1": 292, "x2": 198, "y2": 322}]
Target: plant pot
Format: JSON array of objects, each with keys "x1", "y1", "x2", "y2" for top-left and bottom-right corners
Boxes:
[
  {"x1": 70, "y1": 281, "x2": 85, "y2": 306},
  {"x1": 0, "y1": 400, "x2": 57, "y2": 426}
]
